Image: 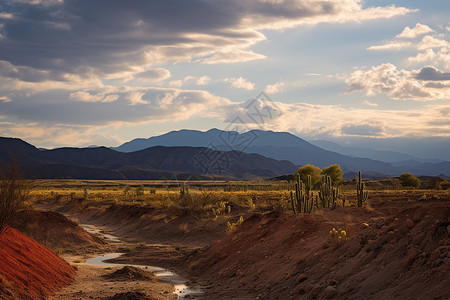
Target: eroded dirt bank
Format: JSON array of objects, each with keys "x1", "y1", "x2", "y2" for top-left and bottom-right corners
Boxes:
[
  {"x1": 182, "y1": 201, "x2": 450, "y2": 299},
  {"x1": 31, "y1": 194, "x2": 450, "y2": 299},
  {"x1": 0, "y1": 227, "x2": 75, "y2": 300}
]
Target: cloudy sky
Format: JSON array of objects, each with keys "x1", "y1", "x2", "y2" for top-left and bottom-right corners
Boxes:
[{"x1": 0, "y1": 0, "x2": 449, "y2": 150}]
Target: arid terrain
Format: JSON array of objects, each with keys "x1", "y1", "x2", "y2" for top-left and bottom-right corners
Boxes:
[{"x1": 1, "y1": 179, "x2": 449, "y2": 299}]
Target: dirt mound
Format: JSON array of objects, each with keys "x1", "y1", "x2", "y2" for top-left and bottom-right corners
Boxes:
[
  {"x1": 186, "y1": 201, "x2": 450, "y2": 299},
  {"x1": 0, "y1": 226, "x2": 75, "y2": 299},
  {"x1": 64, "y1": 203, "x2": 245, "y2": 247},
  {"x1": 105, "y1": 291, "x2": 154, "y2": 300},
  {"x1": 104, "y1": 266, "x2": 156, "y2": 281},
  {"x1": 10, "y1": 209, "x2": 108, "y2": 253}
]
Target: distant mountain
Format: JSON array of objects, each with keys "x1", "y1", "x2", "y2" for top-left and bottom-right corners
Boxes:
[
  {"x1": 114, "y1": 129, "x2": 450, "y2": 177},
  {"x1": 309, "y1": 140, "x2": 443, "y2": 163},
  {"x1": 0, "y1": 137, "x2": 297, "y2": 180}
]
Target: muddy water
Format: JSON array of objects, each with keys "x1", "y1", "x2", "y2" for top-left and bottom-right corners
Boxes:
[{"x1": 81, "y1": 224, "x2": 201, "y2": 299}]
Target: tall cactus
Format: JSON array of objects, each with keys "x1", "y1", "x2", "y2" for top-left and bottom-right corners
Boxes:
[
  {"x1": 356, "y1": 170, "x2": 368, "y2": 207},
  {"x1": 319, "y1": 175, "x2": 339, "y2": 208},
  {"x1": 291, "y1": 174, "x2": 314, "y2": 213}
]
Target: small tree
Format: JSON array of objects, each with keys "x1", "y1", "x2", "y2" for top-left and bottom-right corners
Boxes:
[
  {"x1": 399, "y1": 173, "x2": 421, "y2": 189},
  {"x1": 321, "y1": 164, "x2": 343, "y2": 187},
  {"x1": 0, "y1": 160, "x2": 31, "y2": 236},
  {"x1": 293, "y1": 164, "x2": 322, "y2": 189}
]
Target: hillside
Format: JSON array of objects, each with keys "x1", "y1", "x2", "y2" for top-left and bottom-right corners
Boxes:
[
  {"x1": 113, "y1": 129, "x2": 450, "y2": 177},
  {"x1": 185, "y1": 202, "x2": 450, "y2": 299},
  {"x1": 0, "y1": 227, "x2": 75, "y2": 299},
  {"x1": 0, "y1": 137, "x2": 298, "y2": 180}
]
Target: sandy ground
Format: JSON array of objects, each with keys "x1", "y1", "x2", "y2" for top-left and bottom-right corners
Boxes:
[{"x1": 49, "y1": 255, "x2": 177, "y2": 300}]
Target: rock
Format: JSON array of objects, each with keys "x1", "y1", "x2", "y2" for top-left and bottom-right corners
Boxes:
[
  {"x1": 430, "y1": 249, "x2": 441, "y2": 262},
  {"x1": 297, "y1": 273, "x2": 307, "y2": 283},
  {"x1": 322, "y1": 242, "x2": 330, "y2": 249},
  {"x1": 398, "y1": 225, "x2": 410, "y2": 236},
  {"x1": 405, "y1": 219, "x2": 415, "y2": 229},
  {"x1": 324, "y1": 286, "x2": 338, "y2": 299},
  {"x1": 404, "y1": 248, "x2": 421, "y2": 267}
]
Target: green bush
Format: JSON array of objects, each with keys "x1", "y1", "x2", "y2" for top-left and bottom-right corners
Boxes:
[
  {"x1": 399, "y1": 173, "x2": 421, "y2": 189},
  {"x1": 321, "y1": 164, "x2": 343, "y2": 187}
]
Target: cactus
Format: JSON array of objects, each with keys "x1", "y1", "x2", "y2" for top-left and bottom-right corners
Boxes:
[
  {"x1": 291, "y1": 174, "x2": 314, "y2": 213},
  {"x1": 83, "y1": 186, "x2": 89, "y2": 201},
  {"x1": 356, "y1": 170, "x2": 368, "y2": 207},
  {"x1": 319, "y1": 175, "x2": 339, "y2": 208},
  {"x1": 180, "y1": 184, "x2": 189, "y2": 198}
]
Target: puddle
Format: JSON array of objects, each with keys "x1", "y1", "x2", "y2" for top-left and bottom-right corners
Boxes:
[{"x1": 81, "y1": 225, "x2": 201, "y2": 299}]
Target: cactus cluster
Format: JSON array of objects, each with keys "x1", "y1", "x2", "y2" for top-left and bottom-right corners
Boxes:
[
  {"x1": 356, "y1": 170, "x2": 368, "y2": 207},
  {"x1": 319, "y1": 175, "x2": 340, "y2": 208},
  {"x1": 329, "y1": 227, "x2": 347, "y2": 247},
  {"x1": 290, "y1": 174, "x2": 314, "y2": 214}
]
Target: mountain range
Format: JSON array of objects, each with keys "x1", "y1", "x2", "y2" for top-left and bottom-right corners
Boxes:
[
  {"x1": 1, "y1": 129, "x2": 448, "y2": 180},
  {"x1": 113, "y1": 129, "x2": 450, "y2": 178},
  {"x1": 0, "y1": 137, "x2": 297, "y2": 180}
]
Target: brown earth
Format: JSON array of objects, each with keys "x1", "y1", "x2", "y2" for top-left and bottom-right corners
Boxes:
[
  {"x1": 56, "y1": 199, "x2": 251, "y2": 247},
  {"x1": 183, "y1": 201, "x2": 450, "y2": 299},
  {"x1": 0, "y1": 227, "x2": 75, "y2": 300},
  {"x1": 49, "y1": 258, "x2": 176, "y2": 300},
  {"x1": 10, "y1": 209, "x2": 109, "y2": 254},
  {"x1": 29, "y1": 190, "x2": 450, "y2": 299},
  {"x1": 104, "y1": 266, "x2": 157, "y2": 281}
]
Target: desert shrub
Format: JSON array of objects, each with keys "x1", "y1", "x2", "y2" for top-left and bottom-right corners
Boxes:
[
  {"x1": 226, "y1": 216, "x2": 244, "y2": 233},
  {"x1": 123, "y1": 185, "x2": 131, "y2": 195},
  {"x1": 399, "y1": 173, "x2": 421, "y2": 189},
  {"x1": 440, "y1": 180, "x2": 450, "y2": 190},
  {"x1": 135, "y1": 185, "x2": 145, "y2": 196},
  {"x1": 0, "y1": 160, "x2": 31, "y2": 236},
  {"x1": 321, "y1": 164, "x2": 343, "y2": 186}
]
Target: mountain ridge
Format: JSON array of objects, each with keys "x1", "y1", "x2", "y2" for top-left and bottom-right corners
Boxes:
[
  {"x1": 113, "y1": 129, "x2": 449, "y2": 177},
  {"x1": 0, "y1": 137, "x2": 298, "y2": 180}
]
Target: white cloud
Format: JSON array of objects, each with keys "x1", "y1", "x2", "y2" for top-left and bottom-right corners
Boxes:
[
  {"x1": 202, "y1": 49, "x2": 266, "y2": 64},
  {"x1": 70, "y1": 91, "x2": 119, "y2": 103},
  {"x1": 417, "y1": 35, "x2": 449, "y2": 50},
  {"x1": 397, "y1": 23, "x2": 434, "y2": 39},
  {"x1": 223, "y1": 77, "x2": 255, "y2": 90},
  {"x1": 363, "y1": 100, "x2": 378, "y2": 107},
  {"x1": 196, "y1": 76, "x2": 211, "y2": 85},
  {"x1": 126, "y1": 91, "x2": 148, "y2": 106},
  {"x1": 223, "y1": 99, "x2": 450, "y2": 138},
  {"x1": 407, "y1": 48, "x2": 450, "y2": 69},
  {"x1": 367, "y1": 41, "x2": 412, "y2": 51},
  {"x1": 168, "y1": 80, "x2": 183, "y2": 87},
  {"x1": 346, "y1": 63, "x2": 450, "y2": 100},
  {"x1": 134, "y1": 68, "x2": 171, "y2": 82},
  {"x1": 265, "y1": 82, "x2": 287, "y2": 94},
  {"x1": 0, "y1": 96, "x2": 11, "y2": 103}
]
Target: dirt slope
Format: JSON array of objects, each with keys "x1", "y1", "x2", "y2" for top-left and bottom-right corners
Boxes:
[
  {"x1": 185, "y1": 201, "x2": 450, "y2": 299},
  {"x1": 0, "y1": 227, "x2": 75, "y2": 300},
  {"x1": 10, "y1": 209, "x2": 108, "y2": 254}
]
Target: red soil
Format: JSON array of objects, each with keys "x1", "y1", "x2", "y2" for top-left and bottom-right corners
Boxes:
[
  {"x1": 186, "y1": 201, "x2": 450, "y2": 299},
  {"x1": 0, "y1": 227, "x2": 75, "y2": 300}
]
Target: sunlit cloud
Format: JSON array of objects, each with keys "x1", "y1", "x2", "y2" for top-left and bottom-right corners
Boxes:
[
  {"x1": 417, "y1": 35, "x2": 449, "y2": 50},
  {"x1": 223, "y1": 77, "x2": 255, "y2": 90},
  {"x1": 265, "y1": 82, "x2": 287, "y2": 94},
  {"x1": 367, "y1": 41, "x2": 413, "y2": 51},
  {"x1": 346, "y1": 63, "x2": 450, "y2": 100},
  {"x1": 396, "y1": 23, "x2": 434, "y2": 39},
  {"x1": 223, "y1": 99, "x2": 450, "y2": 138}
]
